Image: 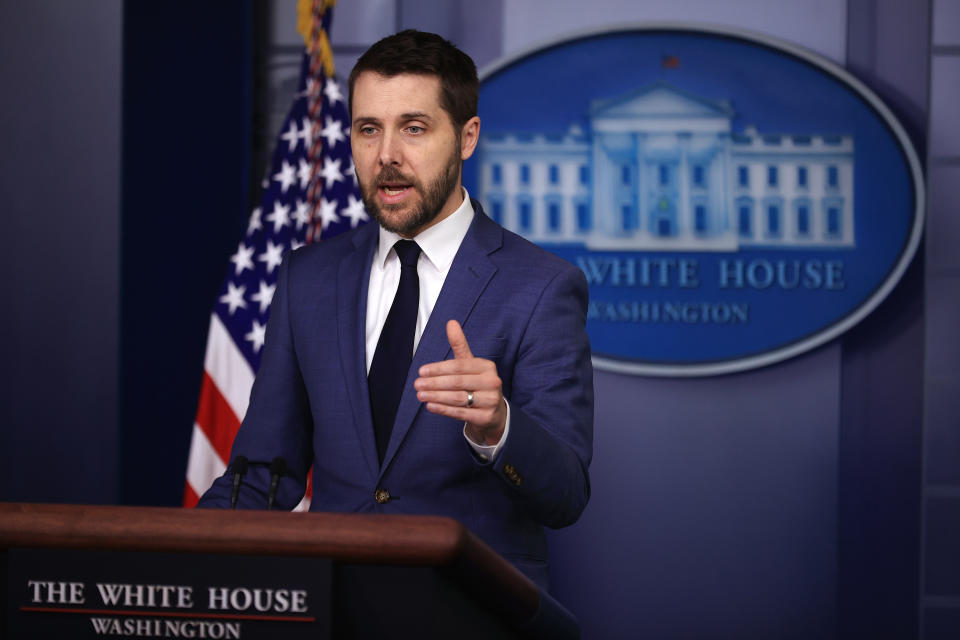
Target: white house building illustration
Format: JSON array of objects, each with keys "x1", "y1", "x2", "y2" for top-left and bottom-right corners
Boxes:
[{"x1": 477, "y1": 83, "x2": 855, "y2": 251}]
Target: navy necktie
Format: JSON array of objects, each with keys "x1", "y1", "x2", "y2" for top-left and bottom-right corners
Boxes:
[{"x1": 369, "y1": 240, "x2": 422, "y2": 464}]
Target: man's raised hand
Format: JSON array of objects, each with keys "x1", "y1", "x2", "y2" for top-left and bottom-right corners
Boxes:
[{"x1": 414, "y1": 320, "x2": 507, "y2": 445}]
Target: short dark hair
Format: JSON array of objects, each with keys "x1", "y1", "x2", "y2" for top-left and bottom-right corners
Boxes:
[{"x1": 348, "y1": 30, "x2": 478, "y2": 131}]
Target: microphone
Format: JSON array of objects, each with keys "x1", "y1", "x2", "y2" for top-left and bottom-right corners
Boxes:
[
  {"x1": 229, "y1": 456, "x2": 249, "y2": 510},
  {"x1": 267, "y1": 457, "x2": 287, "y2": 511}
]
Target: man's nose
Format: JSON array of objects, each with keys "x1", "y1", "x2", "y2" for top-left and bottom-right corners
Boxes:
[{"x1": 378, "y1": 131, "x2": 401, "y2": 166}]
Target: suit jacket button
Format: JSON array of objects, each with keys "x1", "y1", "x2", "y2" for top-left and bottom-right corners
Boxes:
[
  {"x1": 503, "y1": 463, "x2": 523, "y2": 486},
  {"x1": 374, "y1": 488, "x2": 391, "y2": 504}
]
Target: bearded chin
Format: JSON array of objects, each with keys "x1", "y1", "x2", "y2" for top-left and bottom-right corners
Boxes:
[{"x1": 362, "y1": 150, "x2": 462, "y2": 237}]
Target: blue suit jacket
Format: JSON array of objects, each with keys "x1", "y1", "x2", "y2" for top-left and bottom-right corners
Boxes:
[{"x1": 199, "y1": 202, "x2": 594, "y2": 588}]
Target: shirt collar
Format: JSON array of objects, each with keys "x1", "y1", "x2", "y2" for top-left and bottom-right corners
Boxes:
[{"x1": 376, "y1": 188, "x2": 475, "y2": 271}]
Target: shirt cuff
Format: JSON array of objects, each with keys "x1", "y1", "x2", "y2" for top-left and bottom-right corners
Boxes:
[{"x1": 463, "y1": 399, "x2": 510, "y2": 462}]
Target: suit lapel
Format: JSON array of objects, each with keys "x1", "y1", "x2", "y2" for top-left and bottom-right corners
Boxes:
[
  {"x1": 379, "y1": 208, "x2": 502, "y2": 474},
  {"x1": 337, "y1": 223, "x2": 380, "y2": 480}
]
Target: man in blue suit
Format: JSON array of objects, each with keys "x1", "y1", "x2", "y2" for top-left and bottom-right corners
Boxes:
[{"x1": 199, "y1": 30, "x2": 593, "y2": 590}]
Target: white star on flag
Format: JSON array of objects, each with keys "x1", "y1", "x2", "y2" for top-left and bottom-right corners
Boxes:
[
  {"x1": 258, "y1": 239, "x2": 285, "y2": 274},
  {"x1": 280, "y1": 120, "x2": 300, "y2": 152},
  {"x1": 219, "y1": 282, "x2": 247, "y2": 315},
  {"x1": 346, "y1": 160, "x2": 357, "y2": 186},
  {"x1": 290, "y1": 239, "x2": 305, "y2": 252},
  {"x1": 342, "y1": 194, "x2": 369, "y2": 227},
  {"x1": 250, "y1": 280, "x2": 276, "y2": 314},
  {"x1": 299, "y1": 117, "x2": 312, "y2": 147},
  {"x1": 301, "y1": 77, "x2": 317, "y2": 98},
  {"x1": 247, "y1": 207, "x2": 263, "y2": 235},
  {"x1": 293, "y1": 199, "x2": 311, "y2": 230},
  {"x1": 230, "y1": 244, "x2": 255, "y2": 275},
  {"x1": 297, "y1": 158, "x2": 311, "y2": 190},
  {"x1": 324, "y1": 77, "x2": 343, "y2": 104},
  {"x1": 266, "y1": 200, "x2": 291, "y2": 233},
  {"x1": 320, "y1": 116, "x2": 345, "y2": 148},
  {"x1": 273, "y1": 160, "x2": 296, "y2": 193},
  {"x1": 321, "y1": 157, "x2": 344, "y2": 189},
  {"x1": 318, "y1": 197, "x2": 340, "y2": 229},
  {"x1": 245, "y1": 319, "x2": 267, "y2": 353}
]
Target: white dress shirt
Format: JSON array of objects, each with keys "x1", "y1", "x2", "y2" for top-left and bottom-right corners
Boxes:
[{"x1": 364, "y1": 189, "x2": 509, "y2": 461}]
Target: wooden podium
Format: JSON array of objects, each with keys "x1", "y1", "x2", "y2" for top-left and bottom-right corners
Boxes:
[{"x1": 0, "y1": 502, "x2": 578, "y2": 639}]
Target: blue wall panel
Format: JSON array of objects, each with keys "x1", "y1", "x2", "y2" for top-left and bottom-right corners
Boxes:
[{"x1": 120, "y1": 0, "x2": 254, "y2": 506}]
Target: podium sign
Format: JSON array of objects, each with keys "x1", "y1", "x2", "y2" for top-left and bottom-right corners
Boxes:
[
  {"x1": 6, "y1": 549, "x2": 331, "y2": 639},
  {"x1": 0, "y1": 503, "x2": 576, "y2": 639}
]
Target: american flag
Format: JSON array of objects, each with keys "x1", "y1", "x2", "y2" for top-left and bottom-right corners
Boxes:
[{"x1": 183, "y1": 12, "x2": 366, "y2": 507}]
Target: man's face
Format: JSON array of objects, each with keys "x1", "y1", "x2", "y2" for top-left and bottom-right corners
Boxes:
[{"x1": 350, "y1": 72, "x2": 479, "y2": 237}]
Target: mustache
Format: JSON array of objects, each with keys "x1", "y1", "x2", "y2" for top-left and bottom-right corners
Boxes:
[{"x1": 373, "y1": 166, "x2": 417, "y2": 187}]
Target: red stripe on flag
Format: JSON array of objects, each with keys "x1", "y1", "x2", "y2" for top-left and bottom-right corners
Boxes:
[
  {"x1": 183, "y1": 482, "x2": 200, "y2": 508},
  {"x1": 195, "y1": 371, "x2": 242, "y2": 463}
]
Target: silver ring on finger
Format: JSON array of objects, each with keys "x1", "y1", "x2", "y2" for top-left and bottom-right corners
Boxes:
[{"x1": 466, "y1": 391, "x2": 475, "y2": 407}]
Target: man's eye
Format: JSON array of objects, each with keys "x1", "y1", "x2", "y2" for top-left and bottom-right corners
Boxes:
[
  {"x1": 359, "y1": 126, "x2": 377, "y2": 135},
  {"x1": 407, "y1": 126, "x2": 424, "y2": 134}
]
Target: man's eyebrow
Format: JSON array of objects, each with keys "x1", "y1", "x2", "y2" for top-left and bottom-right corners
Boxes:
[
  {"x1": 352, "y1": 112, "x2": 435, "y2": 127},
  {"x1": 400, "y1": 112, "x2": 433, "y2": 121}
]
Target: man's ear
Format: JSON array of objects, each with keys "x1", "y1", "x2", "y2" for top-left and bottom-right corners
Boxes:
[{"x1": 459, "y1": 116, "x2": 481, "y2": 161}]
